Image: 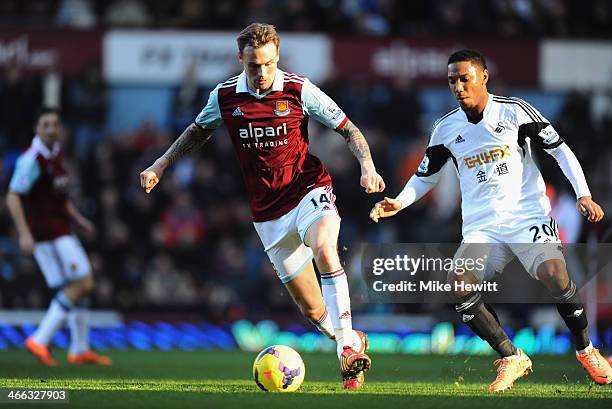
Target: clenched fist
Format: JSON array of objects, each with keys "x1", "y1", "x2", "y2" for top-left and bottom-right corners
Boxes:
[
  {"x1": 140, "y1": 159, "x2": 168, "y2": 194},
  {"x1": 360, "y1": 163, "x2": 386, "y2": 194}
]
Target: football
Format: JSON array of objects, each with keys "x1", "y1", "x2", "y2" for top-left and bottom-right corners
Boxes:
[{"x1": 252, "y1": 345, "x2": 306, "y2": 392}]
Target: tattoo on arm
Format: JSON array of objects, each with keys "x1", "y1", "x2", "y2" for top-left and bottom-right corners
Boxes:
[
  {"x1": 335, "y1": 119, "x2": 373, "y2": 164},
  {"x1": 162, "y1": 123, "x2": 213, "y2": 164}
]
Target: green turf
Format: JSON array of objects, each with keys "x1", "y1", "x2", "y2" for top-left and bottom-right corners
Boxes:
[{"x1": 0, "y1": 350, "x2": 610, "y2": 409}]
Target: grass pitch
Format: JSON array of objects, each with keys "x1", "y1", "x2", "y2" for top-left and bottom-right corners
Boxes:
[{"x1": 0, "y1": 349, "x2": 610, "y2": 409}]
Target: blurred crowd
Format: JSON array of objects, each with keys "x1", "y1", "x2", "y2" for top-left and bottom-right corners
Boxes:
[
  {"x1": 1, "y1": 55, "x2": 612, "y2": 324},
  {"x1": 1, "y1": 0, "x2": 612, "y2": 323},
  {"x1": 0, "y1": 0, "x2": 610, "y2": 38}
]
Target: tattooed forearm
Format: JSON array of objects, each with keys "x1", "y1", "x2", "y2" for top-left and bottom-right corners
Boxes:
[
  {"x1": 162, "y1": 123, "x2": 213, "y2": 164},
  {"x1": 336, "y1": 119, "x2": 373, "y2": 165}
]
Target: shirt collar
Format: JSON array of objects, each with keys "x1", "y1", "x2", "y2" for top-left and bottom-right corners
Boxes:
[
  {"x1": 32, "y1": 135, "x2": 60, "y2": 159},
  {"x1": 236, "y1": 68, "x2": 285, "y2": 96}
]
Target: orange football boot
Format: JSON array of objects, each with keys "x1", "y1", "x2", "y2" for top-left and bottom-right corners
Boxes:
[
  {"x1": 24, "y1": 336, "x2": 57, "y2": 366},
  {"x1": 576, "y1": 346, "x2": 612, "y2": 385},
  {"x1": 67, "y1": 350, "x2": 112, "y2": 366},
  {"x1": 489, "y1": 349, "x2": 533, "y2": 392}
]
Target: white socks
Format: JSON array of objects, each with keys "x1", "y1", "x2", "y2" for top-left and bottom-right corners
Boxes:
[
  {"x1": 311, "y1": 308, "x2": 336, "y2": 340},
  {"x1": 32, "y1": 291, "x2": 91, "y2": 355},
  {"x1": 68, "y1": 308, "x2": 90, "y2": 355},
  {"x1": 32, "y1": 291, "x2": 73, "y2": 346},
  {"x1": 320, "y1": 268, "x2": 356, "y2": 355}
]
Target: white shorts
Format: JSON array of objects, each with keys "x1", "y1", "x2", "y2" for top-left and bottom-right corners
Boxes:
[
  {"x1": 253, "y1": 186, "x2": 340, "y2": 283},
  {"x1": 456, "y1": 215, "x2": 564, "y2": 281},
  {"x1": 33, "y1": 234, "x2": 92, "y2": 289}
]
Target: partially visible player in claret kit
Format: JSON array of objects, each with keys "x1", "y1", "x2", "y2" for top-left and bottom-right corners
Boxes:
[
  {"x1": 6, "y1": 107, "x2": 112, "y2": 367},
  {"x1": 140, "y1": 23, "x2": 386, "y2": 389},
  {"x1": 370, "y1": 49, "x2": 612, "y2": 391}
]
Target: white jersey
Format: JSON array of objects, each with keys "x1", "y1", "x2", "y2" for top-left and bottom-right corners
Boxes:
[{"x1": 417, "y1": 94, "x2": 566, "y2": 236}]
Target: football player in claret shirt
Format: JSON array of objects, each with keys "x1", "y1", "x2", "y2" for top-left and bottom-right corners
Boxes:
[
  {"x1": 370, "y1": 49, "x2": 612, "y2": 391},
  {"x1": 140, "y1": 23, "x2": 385, "y2": 390},
  {"x1": 6, "y1": 107, "x2": 111, "y2": 366}
]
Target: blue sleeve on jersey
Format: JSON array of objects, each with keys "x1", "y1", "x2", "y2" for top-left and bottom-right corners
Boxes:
[
  {"x1": 194, "y1": 85, "x2": 222, "y2": 130},
  {"x1": 301, "y1": 79, "x2": 347, "y2": 129},
  {"x1": 9, "y1": 152, "x2": 40, "y2": 194}
]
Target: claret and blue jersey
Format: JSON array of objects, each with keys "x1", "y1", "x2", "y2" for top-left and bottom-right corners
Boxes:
[
  {"x1": 9, "y1": 136, "x2": 72, "y2": 242},
  {"x1": 194, "y1": 69, "x2": 348, "y2": 222}
]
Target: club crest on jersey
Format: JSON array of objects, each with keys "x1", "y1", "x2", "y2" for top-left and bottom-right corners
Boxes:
[
  {"x1": 53, "y1": 175, "x2": 69, "y2": 191},
  {"x1": 493, "y1": 121, "x2": 506, "y2": 135},
  {"x1": 274, "y1": 100, "x2": 291, "y2": 116}
]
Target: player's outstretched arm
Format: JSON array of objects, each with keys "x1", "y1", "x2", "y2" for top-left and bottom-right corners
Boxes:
[
  {"x1": 546, "y1": 144, "x2": 604, "y2": 222},
  {"x1": 335, "y1": 119, "x2": 385, "y2": 193},
  {"x1": 139, "y1": 123, "x2": 213, "y2": 194}
]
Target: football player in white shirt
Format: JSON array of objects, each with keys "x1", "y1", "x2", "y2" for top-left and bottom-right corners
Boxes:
[{"x1": 370, "y1": 49, "x2": 611, "y2": 391}]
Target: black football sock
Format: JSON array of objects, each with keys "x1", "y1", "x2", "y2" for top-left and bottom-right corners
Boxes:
[
  {"x1": 553, "y1": 281, "x2": 590, "y2": 351},
  {"x1": 456, "y1": 293, "x2": 517, "y2": 358},
  {"x1": 485, "y1": 302, "x2": 501, "y2": 324}
]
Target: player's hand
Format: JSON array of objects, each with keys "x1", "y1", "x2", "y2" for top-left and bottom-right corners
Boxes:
[
  {"x1": 18, "y1": 231, "x2": 35, "y2": 255},
  {"x1": 360, "y1": 163, "x2": 386, "y2": 193},
  {"x1": 576, "y1": 196, "x2": 604, "y2": 223},
  {"x1": 369, "y1": 197, "x2": 402, "y2": 223},
  {"x1": 78, "y1": 218, "x2": 96, "y2": 238},
  {"x1": 140, "y1": 159, "x2": 167, "y2": 194}
]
